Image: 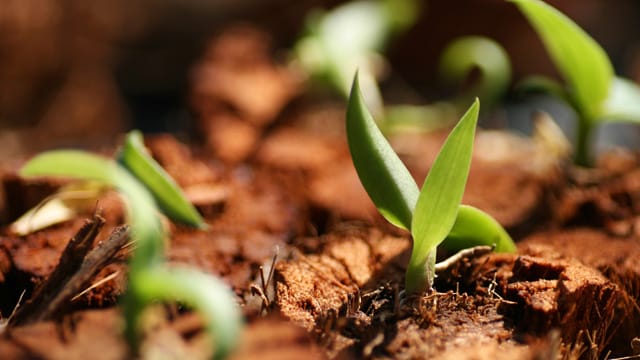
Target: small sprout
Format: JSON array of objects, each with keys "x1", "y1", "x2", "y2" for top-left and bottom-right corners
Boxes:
[
  {"x1": 347, "y1": 73, "x2": 516, "y2": 294},
  {"x1": 438, "y1": 36, "x2": 512, "y2": 110},
  {"x1": 19, "y1": 131, "x2": 241, "y2": 360},
  {"x1": 511, "y1": 0, "x2": 640, "y2": 165}
]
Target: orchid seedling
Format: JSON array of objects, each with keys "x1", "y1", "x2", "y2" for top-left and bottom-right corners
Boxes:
[
  {"x1": 347, "y1": 74, "x2": 516, "y2": 294},
  {"x1": 293, "y1": 0, "x2": 419, "y2": 119},
  {"x1": 511, "y1": 0, "x2": 640, "y2": 165},
  {"x1": 19, "y1": 131, "x2": 241, "y2": 360}
]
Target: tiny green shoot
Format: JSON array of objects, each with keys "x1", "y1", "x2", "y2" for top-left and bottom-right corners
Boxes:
[
  {"x1": 19, "y1": 131, "x2": 241, "y2": 360},
  {"x1": 347, "y1": 73, "x2": 516, "y2": 294},
  {"x1": 511, "y1": 0, "x2": 640, "y2": 165},
  {"x1": 438, "y1": 36, "x2": 512, "y2": 111}
]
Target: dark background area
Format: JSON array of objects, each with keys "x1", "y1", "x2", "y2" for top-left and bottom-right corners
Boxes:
[{"x1": 1, "y1": 0, "x2": 639, "y2": 152}]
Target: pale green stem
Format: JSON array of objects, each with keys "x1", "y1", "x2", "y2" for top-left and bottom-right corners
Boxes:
[{"x1": 405, "y1": 249, "x2": 437, "y2": 294}]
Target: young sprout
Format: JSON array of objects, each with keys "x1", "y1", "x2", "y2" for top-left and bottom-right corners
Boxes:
[
  {"x1": 293, "y1": 0, "x2": 420, "y2": 117},
  {"x1": 438, "y1": 36, "x2": 512, "y2": 112},
  {"x1": 347, "y1": 73, "x2": 516, "y2": 294},
  {"x1": 511, "y1": 0, "x2": 640, "y2": 165},
  {"x1": 19, "y1": 131, "x2": 241, "y2": 360}
]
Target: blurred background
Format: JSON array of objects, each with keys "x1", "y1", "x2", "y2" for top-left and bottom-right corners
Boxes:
[{"x1": 1, "y1": 0, "x2": 640, "y2": 158}]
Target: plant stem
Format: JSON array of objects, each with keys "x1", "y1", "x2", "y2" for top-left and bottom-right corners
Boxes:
[
  {"x1": 405, "y1": 249, "x2": 436, "y2": 294},
  {"x1": 575, "y1": 118, "x2": 593, "y2": 166}
]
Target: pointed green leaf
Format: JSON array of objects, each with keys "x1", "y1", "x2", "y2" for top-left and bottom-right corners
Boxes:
[
  {"x1": 117, "y1": 131, "x2": 207, "y2": 229},
  {"x1": 410, "y1": 99, "x2": 479, "y2": 266},
  {"x1": 346, "y1": 73, "x2": 419, "y2": 230},
  {"x1": 511, "y1": 0, "x2": 613, "y2": 119}
]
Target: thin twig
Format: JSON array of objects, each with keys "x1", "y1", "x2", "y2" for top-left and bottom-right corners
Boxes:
[
  {"x1": 434, "y1": 245, "x2": 494, "y2": 273},
  {"x1": 9, "y1": 215, "x2": 129, "y2": 327}
]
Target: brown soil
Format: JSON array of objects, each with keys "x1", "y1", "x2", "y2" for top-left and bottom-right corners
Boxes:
[{"x1": 1, "y1": 24, "x2": 640, "y2": 360}]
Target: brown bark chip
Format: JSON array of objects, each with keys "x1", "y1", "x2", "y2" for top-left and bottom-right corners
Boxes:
[
  {"x1": 275, "y1": 227, "x2": 410, "y2": 330},
  {"x1": 521, "y1": 228, "x2": 640, "y2": 298},
  {"x1": 476, "y1": 253, "x2": 636, "y2": 357}
]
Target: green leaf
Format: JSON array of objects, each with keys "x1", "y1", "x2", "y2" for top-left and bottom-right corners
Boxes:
[
  {"x1": 130, "y1": 266, "x2": 242, "y2": 360},
  {"x1": 409, "y1": 99, "x2": 479, "y2": 274},
  {"x1": 346, "y1": 73, "x2": 420, "y2": 230},
  {"x1": 444, "y1": 205, "x2": 516, "y2": 253},
  {"x1": 19, "y1": 150, "x2": 165, "y2": 269},
  {"x1": 438, "y1": 36, "x2": 512, "y2": 108},
  {"x1": 117, "y1": 131, "x2": 207, "y2": 229},
  {"x1": 20, "y1": 150, "x2": 122, "y2": 185},
  {"x1": 600, "y1": 77, "x2": 640, "y2": 122},
  {"x1": 511, "y1": 0, "x2": 613, "y2": 119}
]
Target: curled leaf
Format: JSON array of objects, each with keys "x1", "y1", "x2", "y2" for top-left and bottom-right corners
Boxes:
[
  {"x1": 20, "y1": 150, "x2": 122, "y2": 185},
  {"x1": 130, "y1": 266, "x2": 242, "y2": 360},
  {"x1": 438, "y1": 36, "x2": 511, "y2": 108}
]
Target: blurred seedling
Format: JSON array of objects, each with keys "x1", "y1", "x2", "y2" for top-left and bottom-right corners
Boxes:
[
  {"x1": 385, "y1": 35, "x2": 514, "y2": 134},
  {"x1": 511, "y1": 0, "x2": 640, "y2": 165},
  {"x1": 18, "y1": 130, "x2": 241, "y2": 360},
  {"x1": 347, "y1": 73, "x2": 516, "y2": 294},
  {"x1": 293, "y1": 0, "x2": 419, "y2": 112},
  {"x1": 293, "y1": 0, "x2": 517, "y2": 135}
]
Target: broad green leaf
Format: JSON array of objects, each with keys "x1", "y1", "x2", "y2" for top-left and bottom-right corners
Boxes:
[
  {"x1": 444, "y1": 205, "x2": 516, "y2": 253},
  {"x1": 346, "y1": 73, "x2": 420, "y2": 230},
  {"x1": 511, "y1": 0, "x2": 613, "y2": 119},
  {"x1": 410, "y1": 99, "x2": 479, "y2": 267},
  {"x1": 600, "y1": 77, "x2": 640, "y2": 122},
  {"x1": 117, "y1": 131, "x2": 207, "y2": 229},
  {"x1": 438, "y1": 36, "x2": 512, "y2": 108}
]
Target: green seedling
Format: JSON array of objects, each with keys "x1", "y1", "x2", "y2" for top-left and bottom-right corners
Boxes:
[
  {"x1": 347, "y1": 74, "x2": 516, "y2": 294},
  {"x1": 19, "y1": 131, "x2": 241, "y2": 360},
  {"x1": 294, "y1": 0, "x2": 419, "y2": 117},
  {"x1": 511, "y1": 0, "x2": 640, "y2": 165},
  {"x1": 438, "y1": 36, "x2": 512, "y2": 112}
]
